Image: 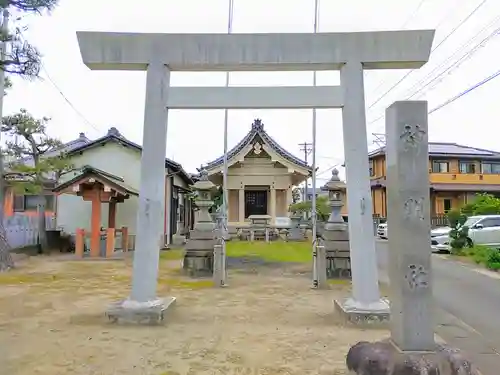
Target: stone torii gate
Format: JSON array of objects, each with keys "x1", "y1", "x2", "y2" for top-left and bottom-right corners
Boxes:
[{"x1": 77, "y1": 30, "x2": 434, "y2": 322}]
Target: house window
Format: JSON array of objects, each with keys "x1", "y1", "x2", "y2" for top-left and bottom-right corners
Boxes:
[
  {"x1": 13, "y1": 194, "x2": 55, "y2": 212},
  {"x1": 443, "y1": 198, "x2": 452, "y2": 213},
  {"x1": 431, "y1": 160, "x2": 449, "y2": 173},
  {"x1": 369, "y1": 159, "x2": 375, "y2": 176},
  {"x1": 459, "y1": 161, "x2": 476, "y2": 174},
  {"x1": 481, "y1": 162, "x2": 500, "y2": 174}
]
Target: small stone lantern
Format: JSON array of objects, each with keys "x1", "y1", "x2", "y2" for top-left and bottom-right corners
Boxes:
[
  {"x1": 321, "y1": 168, "x2": 351, "y2": 279},
  {"x1": 184, "y1": 169, "x2": 218, "y2": 276},
  {"x1": 322, "y1": 168, "x2": 347, "y2": 227},
  {"x1": 192, "y1": 169, "x2": 217, "y2": 231}
]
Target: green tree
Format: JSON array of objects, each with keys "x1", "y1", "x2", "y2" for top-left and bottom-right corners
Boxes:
[
  {"x1": 288, "y1": 195, "x2": 330, "y2": 221},
  {"x1": 461, "y1": 193, "x2": 500, "y2": 216},
  {"x1": 0, "y1": 0, "x2": 60, "y2": 271},
  {"x1": 291, "y1": 187, "x2": 301, "y2": 204},
  {"x1": 2, "y1": 109, "x2": 72, "y2": 251}
]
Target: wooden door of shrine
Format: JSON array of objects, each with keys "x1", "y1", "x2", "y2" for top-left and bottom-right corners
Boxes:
[{"x1": 245, "y1": 190, "x2": 267, "y2": 217}]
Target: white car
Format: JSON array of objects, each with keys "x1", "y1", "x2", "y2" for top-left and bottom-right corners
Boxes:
[
  {"x1": 377, "y1": 223, "x2": 388, "y2": 239},
  {"x1": 431, "y1": 215, "x2": 500, "y2": 252}
]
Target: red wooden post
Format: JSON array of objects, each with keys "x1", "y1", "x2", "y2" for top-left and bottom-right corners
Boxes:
[
  {"x1": 90, "y1": 191, "x2": 102, "y2": 257},
  {"x1": 75, "y1": 228, "x2": 85, "y2": 258},
  {"x1": 121, "y1": 226, "x2": 129, "y2": 252},
  {"x1": 106, "y1": 228, "x2": 115, "y2": 258}
]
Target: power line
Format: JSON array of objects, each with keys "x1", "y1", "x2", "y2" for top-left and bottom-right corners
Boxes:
[
  {"x1": 429, "y1": 67, "x2": 500, "y2": 114},
  {"x1": 369, "y1": 0, "x2": 431, "y2": 95},
  {"x1": 367, "y1": 0, "x2": 489, "y2": 112},
  {"x1": 40, "y1": 65, "x2": 100, "y2": 133},
  {"x1": 367, "y1": 16, "x2": 500, "y2": 128},
  {"x1": 15, "y1": 28, "x2": 100, "y2": 134},
  {"x1": 409, "y1": 17, "x2": 500, "y2": 100},
  {"x1": 368, "y1": 67, "x2": 500, "y2": 147}
]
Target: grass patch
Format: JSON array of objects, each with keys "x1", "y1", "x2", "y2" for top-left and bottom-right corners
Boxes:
[
  {"x1": 159, "y1": 249, "x2": 184, "y2": 260},
  {"x1": 226, "y1": 241, "x2": 312, "y2": 263},
  {"x1": 0, "y1": 272, "x2": 62, "y2": 285},
  {"x1": 458, "y1": 245, "x2": 500, "y2": 271},
  {"x1": 158, "y1": 277, "x2": 214, "y2": 289}
]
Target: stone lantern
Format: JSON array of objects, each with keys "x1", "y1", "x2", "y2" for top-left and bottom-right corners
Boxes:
[
  {"x1": 184, "y1": 169, "x2": 218, "y2": 276},
  {"x1": 321, "y1": 168, "x2": 351, "y2": 279},
  {"x1": 322, "y1": 168, "x2": 347, "y2": 228}
]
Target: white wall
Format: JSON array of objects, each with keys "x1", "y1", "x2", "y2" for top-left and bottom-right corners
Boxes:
[{"x1": 57, "y1": 142, "x2": 142, "y2": 234}]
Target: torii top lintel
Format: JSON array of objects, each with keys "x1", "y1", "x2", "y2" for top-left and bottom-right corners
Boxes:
[{"x1": 76, "y1": 30, "x2": 435, "y2": 72}]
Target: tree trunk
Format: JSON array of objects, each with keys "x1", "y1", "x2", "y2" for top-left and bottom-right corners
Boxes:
[
  {"x1": 0, "y1": 220, "x2": 13, "y2": 271},
  {"x1": 37, "y1": 195, "x2": 48, "y2": 252}
]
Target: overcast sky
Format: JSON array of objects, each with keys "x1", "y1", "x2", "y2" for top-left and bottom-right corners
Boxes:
[{"x1": 4, "y1": 0, "x2": 500, "y2": 184}]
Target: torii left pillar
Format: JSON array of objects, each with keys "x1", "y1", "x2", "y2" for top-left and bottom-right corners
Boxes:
[{"x1": 106, "y1": 61, "x2": 176, "y2": 324}]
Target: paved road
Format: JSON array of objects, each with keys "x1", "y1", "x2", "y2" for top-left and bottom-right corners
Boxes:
[{"x1": 376, "y1": 239, "x2": 500, "y2": 374}]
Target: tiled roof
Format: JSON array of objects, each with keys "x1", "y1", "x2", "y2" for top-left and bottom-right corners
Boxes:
[
  {"x1": 369, "y1": 142, "x2": 500, "y2": 158},
  {"x1": 67, "y1": 127, "x2": 193, "y2": 185},
  {"x1": 53, "y1": 165, "x2": 139, "y2": 197},
  {"x1": 204, "y1": 119, "x2": 312, "y2": 171}
]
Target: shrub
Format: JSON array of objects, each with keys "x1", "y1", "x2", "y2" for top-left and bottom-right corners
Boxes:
[
  {"x1": 466, "y1": 245, "x2": 492, "y2": 265},
  {"x1": 447, "y1": 209, "x2": 470, "y2": 251},
  {"x1": 465, "y1": 245, "x2": 500, "y2": 271},
  {"x1": 486, "y1": 249, "x2": 500, "y2": 271}
]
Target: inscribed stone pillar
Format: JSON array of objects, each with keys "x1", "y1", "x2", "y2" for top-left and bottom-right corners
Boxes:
[
  {"x1": 386, "y1": 101, "x2": 434, "y2": 351},
  {"x1": 238, "y1": 188, "x2": 245, "y2": 223},
  {"x1": 339, "y1": 62, "x2": 384, "y2": 309}
]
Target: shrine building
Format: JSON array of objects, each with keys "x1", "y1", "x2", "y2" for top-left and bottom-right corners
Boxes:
[{"x1": 204, "y1": 119, "x2": 312, "y2": 225}]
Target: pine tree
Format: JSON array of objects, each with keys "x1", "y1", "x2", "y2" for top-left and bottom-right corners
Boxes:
[
  {"x1": 0, "y1": 0, "x2": 59, "y2": 271},
  {"x1": 2, "y1": 109, "x2": 72, "y2": 252}
]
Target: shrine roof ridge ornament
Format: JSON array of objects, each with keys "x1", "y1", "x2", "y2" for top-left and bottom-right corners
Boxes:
[
  {"x1": 76, "y1": 30, "x2": 435, "y2": 72},
  {"x1": 204, "y1": 118, "x2": 311, "y2": 171}
]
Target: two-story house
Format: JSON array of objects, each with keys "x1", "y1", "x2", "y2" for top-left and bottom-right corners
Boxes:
[{"x1": 369, "y1": 142, "x2": 500, "y2": 217}]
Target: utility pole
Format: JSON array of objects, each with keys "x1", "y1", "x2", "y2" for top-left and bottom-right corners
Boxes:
[{"x1": 298, "y1": 142, "x2": 312, "y2": 202}]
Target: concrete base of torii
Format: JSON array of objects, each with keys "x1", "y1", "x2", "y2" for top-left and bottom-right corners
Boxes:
[
  {"x1": 106, "y1": 297, "x2": 177, "y2": 325},
  {"x1": 334, "y1": 297, "x2": 390, "y2": 326}
]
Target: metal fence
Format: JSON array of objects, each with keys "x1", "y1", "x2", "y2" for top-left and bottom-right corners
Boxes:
[
  {"x1": 372, "y1": 214, "x2": 449, "y2": 232},
  {"x1": 4, "y1": 213, "x2": 56, "y2": 248}
]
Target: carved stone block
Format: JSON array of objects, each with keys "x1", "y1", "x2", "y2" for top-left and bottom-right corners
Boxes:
[{"x1": 386, "y1": 101, "x2": 433, "y2": 351}]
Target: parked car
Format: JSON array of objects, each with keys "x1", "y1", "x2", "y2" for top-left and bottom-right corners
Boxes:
[
  {"x1": 431, "y1": 215, "x2": 500, "y2": 252},
  {"x1": 377, "y1": 223, "x2": 388, "y2": 239}
]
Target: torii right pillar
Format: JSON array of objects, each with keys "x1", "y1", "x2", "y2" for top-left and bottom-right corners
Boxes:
[{"x1": 333, "y1": 61, "x2": 391, "y2": 323}]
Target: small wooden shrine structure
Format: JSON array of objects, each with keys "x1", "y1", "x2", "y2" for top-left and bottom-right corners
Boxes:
[{"x1": 53, "y1": 166, "x2": 138, "y2": 258}]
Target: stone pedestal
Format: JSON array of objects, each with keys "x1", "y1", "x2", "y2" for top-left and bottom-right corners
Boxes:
[
  {"x1": 323, "y1": 224, "x2": 351, "y2": 279},
  {"x1": 248, "y1": 215, "x2": 271, "y2": 242},
  {"x1": 184, "y1": 230, "x2": 217, "y2": 276},
  {"x1": 184, "y1": 170, "x2": 218, "y2": 277},
  {"x1": 287, "y1": 215, "x2": 305, "y2": 241}
]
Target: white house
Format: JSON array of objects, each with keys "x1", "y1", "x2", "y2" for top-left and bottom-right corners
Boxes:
[{"x1": 54, "y1": 127, "x2": 193, "y2": 246}]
